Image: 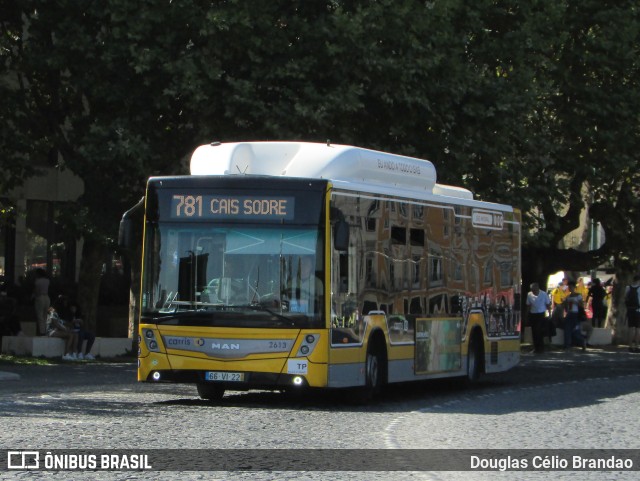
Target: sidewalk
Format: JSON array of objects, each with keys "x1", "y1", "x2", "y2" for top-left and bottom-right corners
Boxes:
[{"x1": 0, "y1": 353, "x2": 138, "y2": 384}]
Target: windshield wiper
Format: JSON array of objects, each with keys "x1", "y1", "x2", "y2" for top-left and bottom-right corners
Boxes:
[
  {"x1": 150, "y1": 304, "x2": 306, "y2": 327},
  {"x1": 228, "y1": 304, "x2": 304, "y2": 326},
  {"x1": 153, "y1": 311, "x2": 216, "y2": 324}
]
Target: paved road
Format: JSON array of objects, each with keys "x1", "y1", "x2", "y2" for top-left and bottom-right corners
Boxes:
[{"x1": 0, "y1": 347, "x2": 639, "y2": 480}]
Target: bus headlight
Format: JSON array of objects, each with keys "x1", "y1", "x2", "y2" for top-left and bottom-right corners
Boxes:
[
  {"x1": 296, "y1": 333, "x2": 319, "y2": 357},
  {"x1": 143, "y1": 329, "x2": 161, "y2": 352},
  {"x1": 151, "y1": 371, "x2": 161, "y2": 381},
  {"x1": 293, "y1": 376, "x2": 304, "y2": 386}
]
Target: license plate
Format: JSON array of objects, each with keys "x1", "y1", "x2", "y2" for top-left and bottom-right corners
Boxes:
[{"x1": 204, "y1": 371, "x2": 244, "y2": 382}]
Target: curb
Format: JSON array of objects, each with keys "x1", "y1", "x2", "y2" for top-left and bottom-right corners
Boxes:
[{"x1": 0, "y1": 371, "x2": 21, "y2": 381}]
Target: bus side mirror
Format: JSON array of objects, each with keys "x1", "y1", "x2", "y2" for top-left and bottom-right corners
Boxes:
[
  {"x1": 118, "y1": 197, "x2": 144, "y2": 251},
  {"x1": 118, "y1": 218, "x2": 134, "y2": 250},
  {"x1": 334, "y1": 219, "x2": 349, "y2": 252}
]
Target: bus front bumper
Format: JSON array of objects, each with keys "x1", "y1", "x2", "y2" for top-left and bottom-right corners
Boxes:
[{"x1": 142, "y1": 368, "x2": 309, "y2": 390}]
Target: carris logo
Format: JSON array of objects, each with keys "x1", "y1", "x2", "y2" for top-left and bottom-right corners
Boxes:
[{"x1": 211, "y1": 343, "x2": 240, "y2": 350}]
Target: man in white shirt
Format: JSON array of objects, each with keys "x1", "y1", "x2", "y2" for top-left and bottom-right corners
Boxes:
[{"x1": 526, "y1": 282, "x2": 551, "y2": 353}]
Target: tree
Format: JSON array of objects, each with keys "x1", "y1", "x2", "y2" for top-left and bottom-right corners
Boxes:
[
  {"x1": 0, "y1": 0, "x2": 204, "y2": 329},
  {"x1": 380, "y1": 1, "x2": 640, "y2": 336},
  {"x1": 515, "y1": 0, "x2": 640, "y2": 340},
  {"x1": 2, "y1": 0, "x2": 639, "y2": 341}
]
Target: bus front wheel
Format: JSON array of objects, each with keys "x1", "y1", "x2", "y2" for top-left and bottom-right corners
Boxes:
[
  {"x1": 197, "y1": 383, "x2": 226, "y2": 401},
  {"x1": 365, "y1": 349, "x2": 381, "y2": 394},
  {"x1": 351, "y1": 343, "x2": 384, "y2": 404}
]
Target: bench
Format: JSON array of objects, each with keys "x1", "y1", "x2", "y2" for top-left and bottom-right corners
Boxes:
[{"x1": 1, "y1": 336, "x2": 133, "y2": 358}]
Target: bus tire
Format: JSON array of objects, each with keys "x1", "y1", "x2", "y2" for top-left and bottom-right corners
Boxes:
[
  {"x1": 366, "y1": 348, "x2": 381, "y2": 391},
  {"x1": 466, "y1": 331, "x2": 484, "y2": 383},
  {"x1": 352, "y1": 338, "x2": 385, "y2": 403},
  {"x1": 197, "y1": 383, "x2": 225, "y2": 401}
]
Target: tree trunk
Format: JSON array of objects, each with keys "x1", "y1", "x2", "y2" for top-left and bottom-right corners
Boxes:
[
  {"x1": 76, "y1": 238, "x2": 107, "y2": 333},
  {"x1": 609, "y1": 259, "x2": 635, "y2": 345},
  {"x1": 127, "y1": 252, "x2": 141, "y2": 344},
  {"x1": 124, "y1": 207, "x2": 144, "y2": 345}
]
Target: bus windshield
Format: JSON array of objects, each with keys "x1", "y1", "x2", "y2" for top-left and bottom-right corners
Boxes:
[{"x1": 141, "y1": 223, "x2": 324, "y2": 328}]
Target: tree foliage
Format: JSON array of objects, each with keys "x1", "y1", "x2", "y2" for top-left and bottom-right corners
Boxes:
[{"x1": 1, "y1": 0, "x2": 639, "y2": 331}]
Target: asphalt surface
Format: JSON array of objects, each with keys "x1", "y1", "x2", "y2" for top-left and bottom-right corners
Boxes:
[{"x1": 1, "y1": 346, "x2": 639, "y2": 481}]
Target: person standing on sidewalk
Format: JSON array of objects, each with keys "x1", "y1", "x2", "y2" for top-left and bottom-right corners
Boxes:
[
  {"x1": 526, "y1": 283, "x2": 551, "y2": 353},
  {"x1": 563, "y1": 281, "x2": 586, "y2": 351},
  {"x1": 625, "y1": 275, "x2": 640, "y2": 352},
  {"x1": 551, "y1": 279, "x2": 569, "y2": 328},
  {"x1": 33, "y1": 268, "x2": 50, "y2": 336},
  {"x1": 587, "y1": 278, "x2": 607, "y2": 328}
]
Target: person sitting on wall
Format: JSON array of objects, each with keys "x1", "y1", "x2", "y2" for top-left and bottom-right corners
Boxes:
[
  {"x1": 46, "y1": 305, "x2": 78, "y2": 361},
  {"x1": 55, "y1": 295, "x2": 96, "y2": 360}
]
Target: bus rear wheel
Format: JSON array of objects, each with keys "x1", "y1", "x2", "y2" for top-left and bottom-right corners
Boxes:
[
  {"x1": 197, "y1": 383, "x2": 225, "y2": 401},
  {"x1": 466, "y1": 333, "x2": 483, "y2": 383}
]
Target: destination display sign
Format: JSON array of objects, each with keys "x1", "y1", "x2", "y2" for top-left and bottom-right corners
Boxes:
[
  {"x1": 472, "y1": 209, "x2": 504, "y2": 230},
  {"x1": 170, "y1": 194, "x2": 295, "y2": 220}
]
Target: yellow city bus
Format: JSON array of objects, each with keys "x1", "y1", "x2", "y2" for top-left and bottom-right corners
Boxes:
[{"x1": 122, "y1": 142, "x2": 521, "y2": 401}]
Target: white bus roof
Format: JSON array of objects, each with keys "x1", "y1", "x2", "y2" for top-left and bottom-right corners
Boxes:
[{"x1": 190, "y1": 141, "x2": 512, "y2": 211}]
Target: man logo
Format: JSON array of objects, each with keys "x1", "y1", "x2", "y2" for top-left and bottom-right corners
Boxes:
[
  {"x1": 211, "y1": 343, "x2": 240, "y2": 350},
  {"x1": 196, "y1": 338, "x2": 205, "y2": 347}
]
